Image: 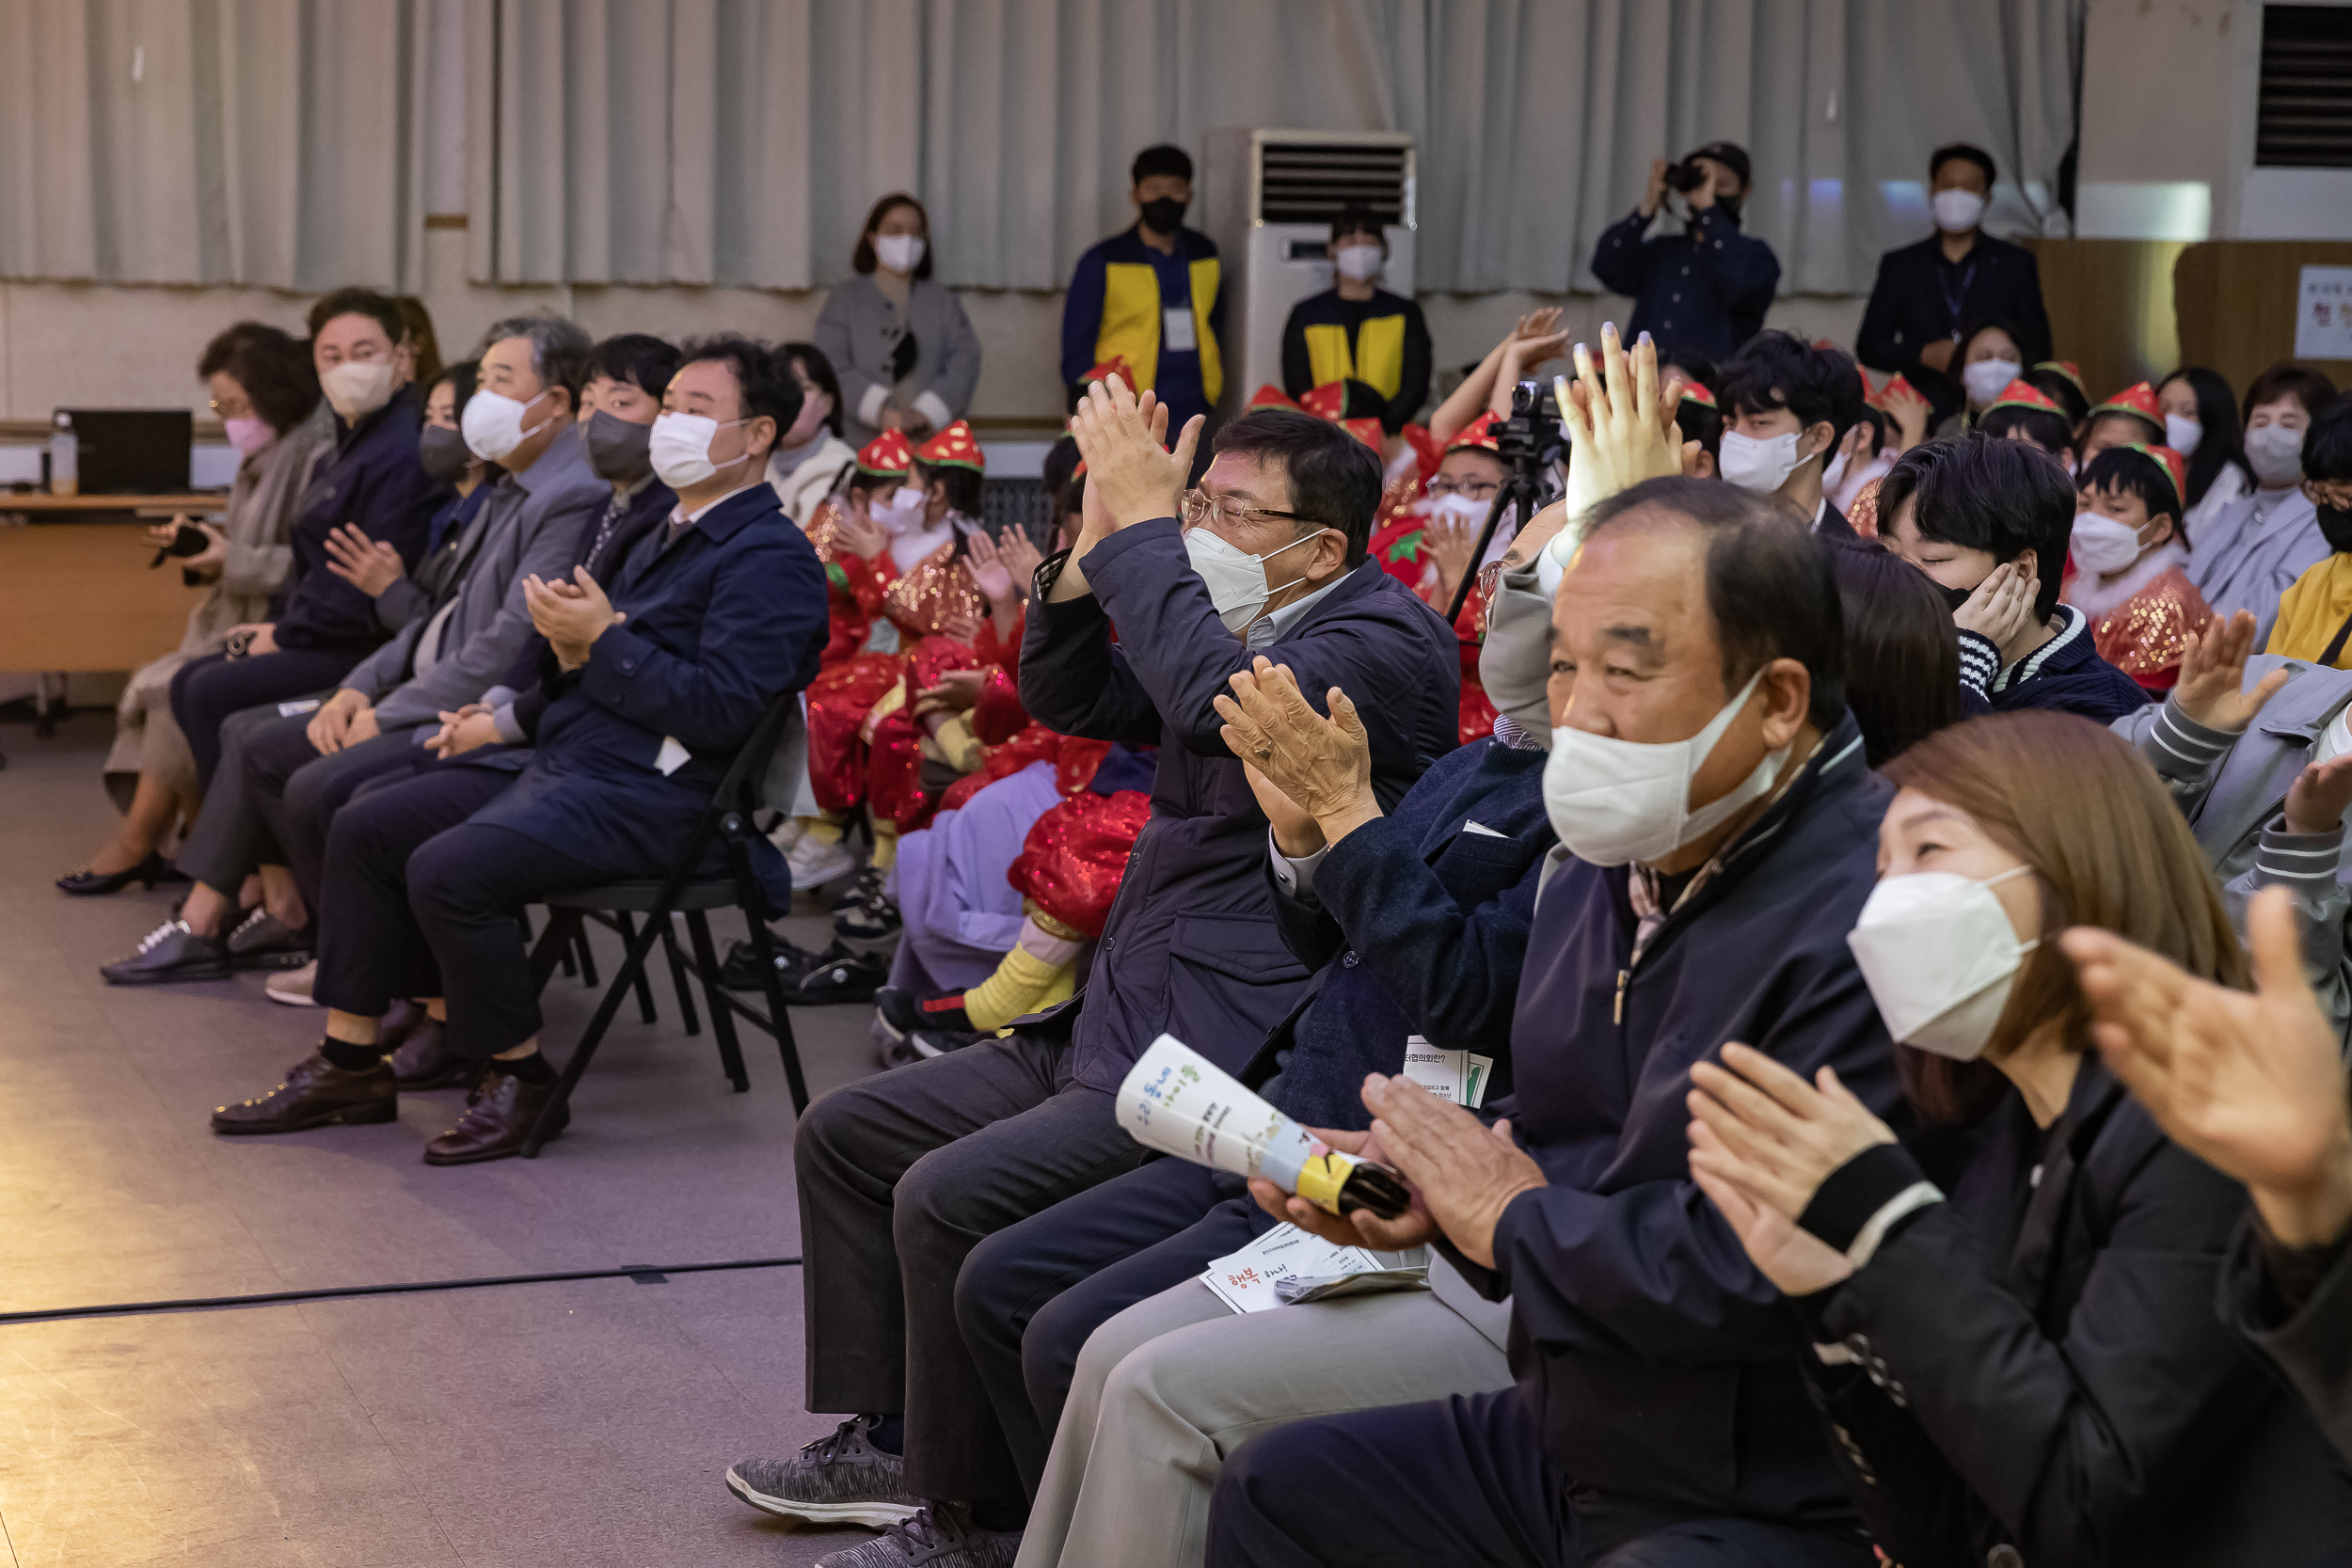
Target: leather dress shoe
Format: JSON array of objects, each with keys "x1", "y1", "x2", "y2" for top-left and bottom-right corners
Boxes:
[
  {"x1": 227, "y1": 908, "x2": 313, "y2": 971},
  {"x1": 212, "y1": 1053, "x2": 397, "y2": 1135},
  {"x1": 56, "y1": 851, "x2": 170, "y2": 896},
  {"x1": 422, "y1": 1065, "x2": 567, "y2": 1164},
  {"x1": 102, "y1": 919, "x2": 230, "y2": 985},
  {"x1": 389, "y1": 1017, "x2": 471, "y2": 1091}
]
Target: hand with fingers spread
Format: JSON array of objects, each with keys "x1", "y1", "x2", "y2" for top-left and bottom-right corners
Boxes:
[
  {"x1": 1212, "y1": 657, "x2": 1379, "y2": 846},
  {"x1": 524, "y1": 565, "x2": 626, "y2": 669},
  {"x1": 1419, "y1": 511, "x2": 1484, "y2": 612},
  {"x1": 1067, "y1": 373, "x2": 1202, "y2": 536},
  {"x1": 323, "y1": 523, "x2": 406, "y2": 597},
  {"x1": 1951, "y1": 562, "x2": 2043, "y2": 666},
  {"x1": 965, "y1": 530, "x2": 1017, "y2": 607},
  {"x1": 2173, "y1": 610, "x2": 2290, "y2": 735},
  {"x1": 1512, "y1": 307, "x2": 1565, "y2": 344},
  {"x1": 833, "y1": 503, "x2": 890, "y2": 562},
  {"x1": 1556, "y1": 323, "x2": 1684, "y2": 526},
  {"x1": 1686, "y1": 1043, "x2": 1899, "y2": 1224},
  {"x1": 994, "y1": 525, "x2": 1045, "y2": 593},
  {"x1": 2061, "y1": 886, "x2": 2352, "y2": 1248}
]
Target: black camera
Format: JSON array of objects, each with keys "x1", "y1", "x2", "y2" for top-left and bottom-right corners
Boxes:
[
  {"x1": 1662, "y1": 159, "x2": 1708, "y2": 194},
  {"x1": 1495, "y1": 378, "x2": 1567, "y2": 476}
]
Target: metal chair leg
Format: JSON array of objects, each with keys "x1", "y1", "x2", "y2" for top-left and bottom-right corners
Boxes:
[
  {"x1": 524, "y1": 912, "x2": 670, "y2": 1158},
  {"x1": 528, "y1": 909, "x2": 588, "y2": 990},
  {"x1": 613, "y1": 912, "x2": 660, "y2": 1024},
  {"x1": 736, "y1": 848, "x2": 810, "y2": 1115},
  {"x1": 683, "y1": 910, "x2": 750, "y2": 1092},
  {"x1": 573, "y1": 926, "x2": 600, "y2": 989},
  {"x1": 660, "y1": 916, "x2": 702, "y2": 1037}
]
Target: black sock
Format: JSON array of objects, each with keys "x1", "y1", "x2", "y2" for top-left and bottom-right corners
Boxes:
[
  {"x1": 500, "y1": 1051, "x2": 556, "y2": 1085},
  {"x1": 967, "y1": 1494, "x2": 1027, "y2": 1533},
  {"x1": 320, "y1": 1036, "x2": 381, "y2": 1073},
  {"x1": 866, "y1": 1414, "x2": 904, "y2": 1455}
]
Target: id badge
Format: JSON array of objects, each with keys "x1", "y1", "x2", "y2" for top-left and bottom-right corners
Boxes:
[{"x1": 1161, "y1": 305, "x2": 1197, "y2": 354}]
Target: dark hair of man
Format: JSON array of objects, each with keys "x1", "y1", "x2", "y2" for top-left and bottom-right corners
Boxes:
[
  {"x1": 1582, "y1": 476, "x2": 1848, "y2": 732},
  {"x1": 431, "y1": 357, "x2": 481, "y2": 413},
  {"x1": 480, "y1": 313, "x2": 594, "y2": 403},
  {"x1": 1132, "y1": 144, "x2": 1193, "y2": 186},
  {"x1": 780, "y1": 341, "x2": 845, "y2": 436},
  {"x1": 590, "y1": 333, "x2": 681, "y2": 403},
  {"x1": 1975, "y1": 403, "x2": 2074, "y2": 457},
  {"x1": 198, "y1": 323, "x2": 321, "y2": 435},
  {"x1": 675, "y1": 334, "x2": 801, "y2": 455},
  {"x1": 2157, "y1": 366, "x2": 2248, "y2": 508},
  {"x1": 913, "y1": 458, "x2": 986, "y2": 518},
  {"x1": 1209, "y1": 407, "x2": 1382, "y2": 564},
  {"x1": 852, "y1": 193, "x2": 934, "y2": 280},
  {"x1": 2077, "y1": 446, "x2": 2184, "y2": 541},
  {"x1": 306, "y1": 286, "x2": 405, "y2": 347},
  {"x1": 2023, "y1": 363, "x2": 2090, "y2": 424},
  {"x1": 1721, "y1": 330, "x2": 1865, "y2": 460},
  {"x1": 2305, "y1": 393, "x2": 2352, "y2": 483},
  {"x1": 394, "y1": 296, "x2": 444, "y2": 385},
  {"x1": 1826, "y1": 538, "x2": 1962, "y2": 768},
  {"x1": 2243, "y1": 361, "x2": 2339, "y2": 425},
  {"x1": 1879, "y1": 435, "x2": 2075, "y2": 623},
  {"x1": 1929, "y1": 142, "x2": 1997, "y2": 188},
  {"x1": 1330, "y1": 206, "x2": 1386, "y2": 249},
  {"x1": 1854, "y1": 405, "x2": 1889, "y2": 459}
]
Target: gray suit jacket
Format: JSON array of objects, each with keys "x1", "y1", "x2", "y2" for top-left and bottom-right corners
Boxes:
[
  {"x1": 344, "y1": 421, "x2": 608, "y2": 732},
  {"x1": 2114, "y1": 653, "x2": 2352, "y2": 1039},
  {"x1": 813, "y1": 274, "x2": 983, "y2": 449}
]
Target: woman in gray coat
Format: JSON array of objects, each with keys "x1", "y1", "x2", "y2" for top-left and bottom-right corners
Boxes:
[
  {"x1": 61, "y1": 325, "x2": 332, "y2": 894},
  {"x1": 815, "y1": 193, "x2": 982, "y2": 449}
]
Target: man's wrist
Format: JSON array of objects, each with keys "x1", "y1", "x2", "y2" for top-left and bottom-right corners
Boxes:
[
  {"x1": 2253, "y1": 1139, "x2": 2352, "y2": 1248},
  {"x1": 1313, "y1": 795, "x2": 1383, "y2": 848}
]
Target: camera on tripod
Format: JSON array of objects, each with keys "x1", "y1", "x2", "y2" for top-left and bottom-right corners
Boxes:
[{"x1": 1495, "y1": 378, "x2": 1567, "y2": 478}]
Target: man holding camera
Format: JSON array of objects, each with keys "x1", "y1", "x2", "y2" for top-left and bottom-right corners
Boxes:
[{"x1": 1590, "y1": 140, "x2": 1778, "y2": 368}]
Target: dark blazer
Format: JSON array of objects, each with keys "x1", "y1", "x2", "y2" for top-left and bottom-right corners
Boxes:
[
  {"x1": 1589, "y1": 205, "x2": 1780, "y2": 367},
  {"x1": 1019, "y1": 523, "x2": 1461, "y2": 1094},
  {"x1": 1802, "y1": 1061, "x2": 2352, "y2": 1567},
  {"x1": 2224, "y1": 1219, "x2": 2352, "y2": 1471},
  {"x1": 1240, "y1": 736, "x2": 1553, "y2": 1130},
  {"x1": 469, "y1": 483, "x2": 828, "y2": 885},
  {"x1": 1854, "y1": 233, "x2": 2051, "y2": 421},
  {"x1": 1440, "y1": 716, "x2": 1902, "y2": 1527},
  {"x1": 1968, "y1": 607, "x2": 2151, "y2": 723},
  {"x1": 271, "y1": 384, "x2": 449, "y2": 651}
]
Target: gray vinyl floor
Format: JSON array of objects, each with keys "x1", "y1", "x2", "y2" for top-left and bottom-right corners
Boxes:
[{"x1": 0, "y1": 711, "x2": 894, "y2": 1566}]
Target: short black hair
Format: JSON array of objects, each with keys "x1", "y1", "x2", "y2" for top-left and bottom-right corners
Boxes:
[
  {"x1": 2307, "y1": 394, "x2": 2352, "y2": 483},
  {"x1": 1211, "y1": 408, "x2": 1383, "y2": 564},
  {"x1": 675, "y1": 333, "x2": 802, "y2": 453},
  {"x1": 1826, "y1": 538, "x2": 1963, "y2": 768},
  {"x1": 1676, "y1": 392, "x2": 1724, "y2": 459},
  {"x1": 588, "y1": 333, "x2": 681, "y2": 402},
  {"x1": 1583, "y1": 476, "x2": 1848, "y2": 732},
  {"x1": 198, "y1": 323, "x2": 320, "y2": 435},
  {"x1": 1330, "y1": 206, "x2": 1385, "y2": 247},
  {"x1": 1852, "y1": 404, "x2": 1890, "y2": 459},
  {"x1": 429, "y1": 357, "x2": 481, "y2": 413},
  {"x1": 2245, "y1": 362, "x2": 2339, "y2": 424},
  {"x1": 1880, "y1": 435, "x2": 2075, "y2": 622},
  {"x1": 1721, "y1": 331, "x2": 1866, "y2": 464},
  {"x1": 306, "y1": 286, "x2": 405, "y2": 347},
  {"x1": 779, "y1": 341, "x2": 844, "y2": 437},
  {"x1": 1975, "y1": 402, "x2": 2074, "y2": 458},
  {"x1": 1955, "y1": 317, "x2": 2026, "y2": 370},
  {"x1": 2078, "y1": 445, "x2": 2183, "y2": 536},
  {"x1": 1930, "y1": 142, "x2": 1997, "y2": 188},
  {"x1": 2023, "y1": 363, "x2": 2090, "y2": 424},
  {"x1": 913, "y1": 459, "x2": 986, "y2": 517},
  {"x1": 1131, "y1": 144, "x2": 1193, "y2": 186},
  {"x1": 2158, "y1": 366, "x2": 2249, "y2": 508}
]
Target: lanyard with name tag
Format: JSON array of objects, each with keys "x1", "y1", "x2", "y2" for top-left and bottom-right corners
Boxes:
[{"x1": 1161, "y1": 305, "x2": 1197, "y2": 354}]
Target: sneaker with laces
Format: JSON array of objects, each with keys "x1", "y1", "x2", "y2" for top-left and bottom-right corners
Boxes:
[
  {"x1": 264, "y1": 958, "x2": 321, "y2": 1006},
  {"x1": 787, "y1": 834, "x2": 860, "y2": 895},
  {"x1": 874, "y1": 987, "x2": 973, "y2": 1042},
  {"x1": 101, "y1": 918, "x2": 230, "y2": 985},
  {"x1": 813, "y1": 1504, "x2": 1019, "y2": 1567},
  {"x1": 834, "y1": 887, "x2": 903, "y2": 942},
  {"x1": 831, "y1": 863, "x2": 888, "y2": 913},
  {"x1": 724, "y1": 1416, "x2": 924, "y2": 1529},
  {"x1": 790, "y1": 946, "x2": 892, "y2": 1006},
  {"x1": 718, "y1": 933, "x2": 829, "y2": 990}
]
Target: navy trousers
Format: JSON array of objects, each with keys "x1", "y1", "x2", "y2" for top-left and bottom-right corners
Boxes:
[
  {"x1": 242, "y1": 714, "x2": 437, "y2": 914},
  {"x1": 168, "y1": 646, "x2": 363, "y2": 789},
  {"x1": 1209, "y1": 1389, "x2": 1875, "y2": 1568},
  {"x1": 955, "y1": 1156, "x2": 1262, "y2": 1497}
]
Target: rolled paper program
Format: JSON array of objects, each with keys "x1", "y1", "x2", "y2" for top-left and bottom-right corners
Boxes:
[{"x1": 1116, "y1": 1035, "x2": 1412, "y2": 1221}]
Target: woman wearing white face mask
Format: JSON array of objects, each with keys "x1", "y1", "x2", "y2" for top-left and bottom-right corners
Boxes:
[
  {"x1": 1688, "y1": 710, "x2": 2352, "y2": 1566},
  {"x1": 763, "y1": 341, "x2": 858, "y2": 529},
  {"x1": 1949, "y1": 319, "x2": 2026, "y2": 431},
  {"x1": 2180, "y1": 363, "x2": 2339, "y2": 646},
  {"x1": 1278, "y1": 206, "x2": 1432, "y2": 438},
  {"x1": 2059, "y1": 442, "x2": 2214, "y2": 695},
  {"x1": 2157, "y1": 365, "x2": 2254, "y2": 538},
  {"x1": 814, "y1": 193, "x2": 982, "y2": 449}
]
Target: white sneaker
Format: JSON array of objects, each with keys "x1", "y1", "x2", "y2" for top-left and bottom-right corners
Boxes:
[
  {"x1": 264, "y1": 958, "x2": 320, "y2": 1006},
  {"x1": 786, "y1": 833, "x2": 858, "y2": 894},
  {"x1": 768, "y1": 816, "x2": 811, "y2": 854}
]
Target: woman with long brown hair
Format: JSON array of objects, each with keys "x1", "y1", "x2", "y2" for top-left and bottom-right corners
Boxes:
[{"x1": 1685, "y1": 709, "x2": 2352, "y2": 1567}]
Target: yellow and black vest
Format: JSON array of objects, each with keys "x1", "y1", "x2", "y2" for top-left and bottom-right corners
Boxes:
[{"x1": 1090, "y1": 230, "x2": 1223, "y2": 405}]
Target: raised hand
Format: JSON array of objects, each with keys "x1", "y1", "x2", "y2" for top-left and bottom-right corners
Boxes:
[
  {"x1": 1511, "y1": 307, "x2": 1565, "y2": 344},
  {"x1": 2286, "y1": 753, "x2": 2352, "y2": 835},
  {"x1": 2173, "y1": 610, "x2": 2288, "y2": 735},
  {"x1": 995, "y1": 525, "x2": 1045, "y2": 591},
  {"x1": 1213, "y1": 657, "x2": 1379, "y2": 845},
  {"x1": 1557, "y1": 323, "x2": 1682, "y2": 522},
  {"x1": 833, "y1": 503, "x2": 890, "y2": 562},
  {"x1": 1067, "y1": 373, "x2": 1202, "y2": 534},
  {"x1": 965, "y1": 530, "x2": 1016, "y2": 606},
  {"x1": 1686, "y1": 1044, "x2": 1899, "y2": 1221},
  {"x1": 2062, "y1": 886, "x2": 2352, "y2": 1247},
  {"x1": 1419, "y1": 512, "x2": 1484, "y2": 611},
  {"x1": 323, "y1": 524, "x2": 405, "y2": 597},
  {"x1": 1880, "y1": 376, "x2": 1932, "y2": 453}
]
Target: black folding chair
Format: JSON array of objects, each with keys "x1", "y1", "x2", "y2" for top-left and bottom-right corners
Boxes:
[{"x1": 516, "y1": 689, "x2": 809, "y2": 1157}]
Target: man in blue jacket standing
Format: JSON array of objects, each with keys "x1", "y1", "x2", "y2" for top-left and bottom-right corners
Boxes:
[
  {"x1": 1059, "y1": 145, "x2": 1225, "y2": 434},
  {"x1": 1590, "y1": 141, "x2": 1779, "y2": 369},
  {"x1": 732, "y1": 382, "x2": 1458, "y2": 1566}
]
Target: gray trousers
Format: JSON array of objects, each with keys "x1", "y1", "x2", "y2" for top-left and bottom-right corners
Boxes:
[
  {"x1": 1014, "y1": 1273, "x2": 1515, "y2": 1568},
  {"x1": 794, "y1": 1030, "x2": 1152, "y2": 1503},
  {"x1": 174, "y1": 703, "x2": 295, "y2": 893}
]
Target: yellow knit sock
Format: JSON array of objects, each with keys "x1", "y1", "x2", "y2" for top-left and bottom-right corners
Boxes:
[
  {"x1": 870, "y1": 815, "x2": 899, "y2": 871},
  {"x1": 962, "y1": 945, "x2": 1073, "y2": 1033},
  {"x1": 805, "y1": 813, "x2": 847, "y2": 847}
]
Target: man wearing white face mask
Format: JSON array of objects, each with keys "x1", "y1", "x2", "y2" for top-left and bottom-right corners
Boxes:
[
  {"x1": 1279, "y1": 207, "x2": 1432, "y2": 437},
  {"x1": 1204, "y1": 475, "x2": 1911, "y2": 1568},
  {"x1": 1716, "y1": 331, "x2": 1867, "y2": 536},
  {"x1": 1856, "y1": 143, "x2": 2051, "y2": 428}
]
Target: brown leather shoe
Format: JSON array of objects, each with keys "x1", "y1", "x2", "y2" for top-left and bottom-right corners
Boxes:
[
  {"x1": 211, "y1": 1053, "x2": 397, "y2": 1135},
  {"x1": 421, "y1": 1065, "x2": 567, "y2": 1164},
  {"x1": 388, "y1": 1017, "x2": 470, "y2": 1090}
]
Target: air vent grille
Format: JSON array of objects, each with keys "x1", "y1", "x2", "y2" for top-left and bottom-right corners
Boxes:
[
  {"x1": 1257, "y1": 141, "x2": 1411, "y2": 224},
  {"x1": 2258, "y1": 5, "x2": 2352, "y2": 168}
]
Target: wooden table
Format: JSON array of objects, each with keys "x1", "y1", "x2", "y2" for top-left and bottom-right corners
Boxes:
[
  {"x1": 0, "y1": 492, "x2": 226, "y2": 518},
  {"x1": 0, "y1": 517, "x2": 224, "y2": 673}
]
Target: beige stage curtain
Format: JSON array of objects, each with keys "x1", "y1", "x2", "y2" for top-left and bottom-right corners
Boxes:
[{"x1": 0, "y1": 0, "x2": 431, "y2": 291}]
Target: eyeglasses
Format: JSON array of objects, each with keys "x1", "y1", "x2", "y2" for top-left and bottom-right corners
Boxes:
[
  {"x1": 1179, "y1": 488, "x2": 1325, "y2": 533},
  {"x1": 1422, "y1": 478, "x2": 1500, "y2": 500}
]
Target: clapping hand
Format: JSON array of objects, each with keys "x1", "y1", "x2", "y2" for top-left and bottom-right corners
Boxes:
[
  {"x1": 2062, "y1": 886, "x2": 2352, "y2": 1248},
  {"x1": 523, "y1": 565, "x2": 625, "y2": 669},
  {"x1": 2172, "y1": 610, "x2": 2289, "y2": 735},
  {"x1": 994, "y1": 526, "x2": 1045, "y2": 594},
  {"x1": 833, "y1": 501, "x2": 890, "y2": 562},
  {"x1": 1213, "y1": 657, "x2": 1379, "y2": 847},
  {"x1": 1067, "y1": 374, "x2": 1201, "y2": 535},
  {"x1": 1880, "y1": 375, "x2": 1932, "y2": 453},
  {"x1": 916, "y1": 669, "x2": 988, "y2": 712},
  {"x1": 1419, "y1": 511, "x2": 1484, "y2": 611},
  {"x1": 966, "y1": 530, "x2": 1017, "y2": 607},
  {"x1": 2285, "y1": 753, "x2": 2352, "y2": 835},
  {"x1": 323, "y1": 524, "x2": 405, "y2": 597},
  {"x1": 1951, "y1": 562, "x2": 2045, "y2": 667}
]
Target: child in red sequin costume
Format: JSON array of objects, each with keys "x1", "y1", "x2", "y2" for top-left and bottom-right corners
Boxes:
[
  {"x1": 1366, "y1": 412, "x2": 1511, "y2": 746},
  {"x1": 2062, "y1": 442, "x2": 2214, "y2": 695}
]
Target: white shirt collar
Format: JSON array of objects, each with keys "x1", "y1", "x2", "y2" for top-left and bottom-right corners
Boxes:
[
  {"x1": 671, "y1": 478, "x2": 765, "y2": 531},
  {"x1": 1246, "y1": 569, "x2": 1349, "y2": 650}
]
